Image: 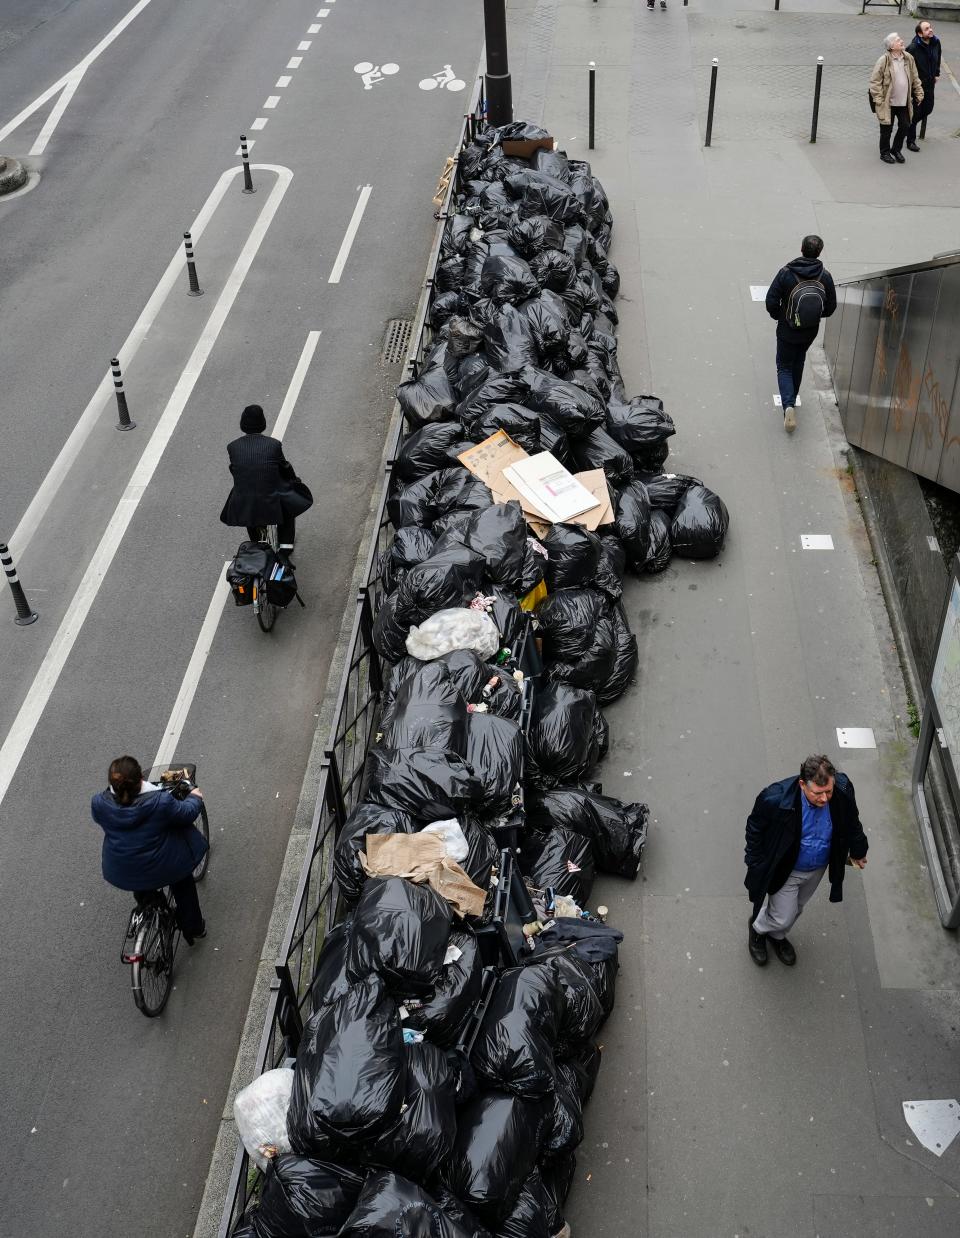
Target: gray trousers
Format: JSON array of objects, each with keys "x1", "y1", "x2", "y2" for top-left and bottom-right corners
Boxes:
[{"x1": 752, "y1": 866, "x2": 826, "y2": 939}]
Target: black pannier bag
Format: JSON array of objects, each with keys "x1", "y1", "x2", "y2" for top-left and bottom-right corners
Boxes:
[
  {"x1": 265, "y1": 557, "x2": 299, "y2": 608},
  {"x1": 226, "y1": 541, "x2": 269, "y2": 607}
]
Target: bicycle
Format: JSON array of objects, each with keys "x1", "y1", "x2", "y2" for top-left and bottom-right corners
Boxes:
[
  {"x1": 120, "y1": 764, "x2": 210, "y2": 1017},
  {"x1": 250, "y1": 523, "x2": 280, "y2": 633}
]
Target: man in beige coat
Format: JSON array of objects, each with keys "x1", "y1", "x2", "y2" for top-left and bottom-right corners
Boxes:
[{"x1": 870, "y1": 32, "x2": 924, "y2": 164}]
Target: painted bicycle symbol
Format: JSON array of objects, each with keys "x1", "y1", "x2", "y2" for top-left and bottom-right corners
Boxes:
[
  {"x1": 354, "y1": 61, "x2": 400, "y2": 90},
  {"x1": 419, "y1": 65, "x2": 466, "y2": 92}
]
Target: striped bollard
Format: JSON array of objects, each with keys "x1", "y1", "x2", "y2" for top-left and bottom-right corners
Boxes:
[
  {"x1": 111, "y1": 358, "x2": 136, "y2": 431},
  {"x1": 1, "y1": 542, "x2": 38, "y2": 625},
  {"x1": 240, "y1": 136, "x2": 256, "y2": 194},
  {"x1": 183, "y1": 232, "x2": 204, "y2": 296}
]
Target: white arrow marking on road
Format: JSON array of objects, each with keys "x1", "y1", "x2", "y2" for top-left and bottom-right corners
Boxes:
[
  {"x1": 0, "y1": 0, "x2": 158, "y2": 153},
  {"x1": 328, "y1": 186, "x2": 372, "y2": 283},
  {"x1": 151, "y1": 331, "x2": 320, "y2": 770},
  {"x1": 0, "y1": 166, "x2": 294, "y2": 811}
]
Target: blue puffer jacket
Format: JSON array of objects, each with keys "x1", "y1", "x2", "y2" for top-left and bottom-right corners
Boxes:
[{"x1": 91, "y1": 786, "x2": 208, "y2": 891}]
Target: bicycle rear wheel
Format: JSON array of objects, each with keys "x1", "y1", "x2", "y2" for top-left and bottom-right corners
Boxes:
[
  {"x1": 254, "y1": 575, "x2": 278, "y2": 633},
  {"x1": 192, "y1": 801, "x2": 210, "y2": 881},
  {"x1": 131, "y1": 906, "x2": 174, "y2": 1017}
]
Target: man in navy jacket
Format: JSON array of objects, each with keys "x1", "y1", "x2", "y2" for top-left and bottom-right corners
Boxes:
[
  {"x1": 906, "y1": 20, "x2": 942, "y2": 151},
  {"x1": 745, "y1": 754, "x2": 868, "y2": 967}
]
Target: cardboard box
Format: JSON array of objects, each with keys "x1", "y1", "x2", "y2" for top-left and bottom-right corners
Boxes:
[{"x1": 501, "y1": 136, "x2": 555, "y2": 159}]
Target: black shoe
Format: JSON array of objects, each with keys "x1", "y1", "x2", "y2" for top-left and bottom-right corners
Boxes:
[
  {"x1": 906, "y1": 141, "x2": 920, "y2": 153},
  {"x1": 880, "y1": 152, "x2": 896, "y2": 163},
  {"x1": 892, "y1": 151, "x2": 906, "y2": 164},
  {"x1": 770, "y1": 936, "x2": 797, "y2": 966},
  {"x1": 184, "y1": 922, "x2": 206, "y2": 946},
  {"x1": 748, "y1": 923, "x2": 768, "y2": 966}
]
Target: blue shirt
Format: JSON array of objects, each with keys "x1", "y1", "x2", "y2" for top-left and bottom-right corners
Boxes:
[{"x1": 796, "y1": 793, "x2": 833, "y2": 871}]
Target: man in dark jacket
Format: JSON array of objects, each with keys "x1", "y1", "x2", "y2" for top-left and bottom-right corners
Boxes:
[
  {"x1": 906, "y1": 21, "x2": 942, "y2": 151},
  {"x1": 745, "y1": 754, "x2": 868, "y2": 967},
  {"x1": 765, "y1": 236, "x2": 837, "y2": 434},
  {"x1": 219, "y1": 404, "x2": 313, "y2": 554}
]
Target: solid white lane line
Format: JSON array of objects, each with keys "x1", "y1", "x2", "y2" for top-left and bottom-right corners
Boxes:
[
  {"x1": 328, "y1": 186, "x2": 372, "y2": 284},
  {"x1": 0, "y1": 0, "x2": 157, "y2": 146},
  {"x1": 264, "y1": 96, "x2": 280, "y2": 109},
  {"x1": 271, "y1": 332, "x2": 322, "y2": 442},
  {"x1": 287, "y1": 57, "x2": 303, "y2": 68},
  {"x1": 29, "y1": 74, "x2": 82, "y2": 157},
  {"x1": 0, "y1": 166, "x2": 293, "y2": 811},
  {"x1": 298, "y1": 41, "x2": 312, "y2": 51},
  {"x1": 152, "y1": 568, "x2": 231, "y2": 771},
  {"x1": 251, "y1": 117, "x2": 268, "y2": 130},
  {"x1": 10, "y1": 166, "x2": 245, "y2": 562},
  {"x1": 276, "y1": 75, "x2": 292, "y2": 88}
]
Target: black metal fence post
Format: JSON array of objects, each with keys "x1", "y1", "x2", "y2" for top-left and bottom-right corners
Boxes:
[
  {"x1": 705, "y1": 58, "x2": 719, "y2": 147},
  {"x1": 183, "y1": 231, "x2": 204, "y2": 296},
  {"x1": 588, "y1": 62, "x2": 596, "y2": 150},
  {"x1": 810, "y1": 56, "x2": 824, "y2": 143},
  {"x1": 272, "y1": 969, "x2": 304, "y2": 1056},
  {"x1": 240, "y1": 135, "x2": 256, "y2": 194},
  {"x1": 1, "y1": 542, "x2": 38, "y2": 625},
  {"x1": 775, "y1": 0, "x2": 780, "y2": 10},
  {"x1": 358, "y1": 588, "x2": 383, "y2": 693},
  {"x1": 111, "y1": 358, "x2": 136, "y2": 431}
]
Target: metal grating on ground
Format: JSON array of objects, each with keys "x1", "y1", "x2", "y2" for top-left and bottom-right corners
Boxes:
[{"x1": 380, "y1": 319, "x2": 412, "y2": 365}]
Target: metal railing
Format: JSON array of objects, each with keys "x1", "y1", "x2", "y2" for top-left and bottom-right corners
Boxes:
[{"x1": 215, "y1": 75, "x2": 487, "y2": 1238}]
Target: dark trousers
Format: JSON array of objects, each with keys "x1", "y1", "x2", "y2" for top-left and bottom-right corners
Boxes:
[
  {"x1": 246, "y1": 518, "x2": 295, "y2": 547},
  {"x1": 880, "y1": 106, "x2": 909, "y2": 155},
  {"x1": 135, "y1": 876, "x2": 204, "y2": 938},
  {"x1": 907, "y1": 86, "x2": 935, "y2": 142},
  {"x1": 775, "y1": 338, "x2": 809, "y2": 411}
]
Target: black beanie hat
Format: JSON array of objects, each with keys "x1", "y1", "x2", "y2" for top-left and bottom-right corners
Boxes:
[{"x1": 240, "y1": 404, "x2": 266, "y2": 434}]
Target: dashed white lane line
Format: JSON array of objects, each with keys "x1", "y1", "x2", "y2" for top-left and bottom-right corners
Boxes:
[
  {"x1": 276, "y1": 75, "x2": 292, "y2": 88},
  {"x1": 251, "y1": 117, "x2": 268, "y2": 130},
  {"x1": 0, "y1": 166, "x2": 294, "y2": 812},
  {"x1": 264, "y1": 95, "x2": 280, "y2": 108},
  {"x1": 287, "y1": 56, "x2": 303, "y2": 68},
  {"x1": 328, "y1": 186, "x2": 372, "y2": 284},
  {"x1": 308, "y1": 23, "x2": 322, "y2": 33},
  {"x1": 298, "y1": 40, "x2": 312, "y2": 50}
]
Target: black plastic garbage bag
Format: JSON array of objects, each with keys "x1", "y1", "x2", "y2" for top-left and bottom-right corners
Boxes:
[
  {"x1": 396, "y1": 364, "x2": 459, "y2": 430},
  {"x1": 480, "y1": 252, "x2": 540, "y2": 305},
  {"x1": 633, "y1": 438, "x2": 671, "y2": 472},
  {"x1": 364, "y1": 1042, "x2": 459, "y2": 1179},
  {"x1": 380, "y1": 661, "x2": 470, "y2": 757},
  {"x1": 483, "y1": 304, "x2": 540, "y2": 372},
  {"x1": 389, "y1": 468, "x2": 493, "y2": 530},
  {"x1": 381, "y1": 526, "x2": 438, "y2": 593},
  {"x1": 459, "y1": 401, "x2": 542, "y2": 454},
  {"x1": 443, "y1": 1092, "x2": 551, "y2": 1225},
  {"x1": 670, "y1": 484, "x2": 730, "y2": 559},
  {"x1": 520, "y1": 290, "x2": 572, "y2": 362},
  {"x1": 460, "y1": 817, "x2": 500, "y2": 891},
  {"x1": 598, "y1": 601, "x2": 638, "y2": 704},
  {"x1": 614, "y1": 480, "x2": 652, "y2": 572},
  {"x1": 571, "y1": 427, "x2": 635, "y2": 487},
  {"x1": 487, "y1": 120, "x2": 553, "y2": 146},
  {"x1": 492, "y1": 1170, "x2": 551, "y2": 1238},
  {"x1": 373, "y1": 591, "x2": 412, "y2": 664},
  {"x1": 446, "y1": 314, "x2": 486, "y2": 358},
  {"x1": 519, "y1": 826, "x2": 595, "y2": 904},
  {"x1": 458, "y1": 502, "x2": 529, "y2": 591},
  {"x1": 436, "y1": 254, "x2": 467, "y2": 293},
  {"x1": 508, "y1": 214, "x2": 565, "y2": 258},
  {"x1": 525, "y1": 786, "x2": 648, "y2": 880},
  {"x1": 542, "y1": 523, "x2": 602, "y2": 591},
  {"x1": 567, "y1": 1041, "x2": 603, "y2": 1105},
  {"x1": 535, "y1": 588, "x2": 616, "y2": 692},
  {"x1": 529, "y1": 248, "x2": 576, "y2": 292},
  {"x1": 644, "y1": 507, "x2": 673, "y2": 573},
  {"x1": 520, "y1": 366, "x2": 606, "y2": 440},
  {"x1": 455, "y1": 373, "x2": 530, "y2": 424},
  {"x1": 334, "y1": 803, "x2": 420, "y2": 904},
  {"x1": 365, "y1": 747, "x2": 485, "y2": 821},
  {"x1": 471, "y1": 965, "x2": 561, "y2": 1098},
  {"x1": 505, "y1": 169, "x2": 582, "y2": 224},
  {"x1": 595, "y1": 532, "x2": 626, "y2": 600},
  {"x1": 466, "y1": 711, "x2": 524, "y2": 815},
  {"x1": 238, "y1": 1154, "x2": 366, "y2": 1238},
  {"x1": 385, "y1": 650, "x2": 522, "y2": 721},
  {"x1": 635, "y1": 469, "x2": 703, "y2": 512},
  {"x1": 288, "y1": 976, "x2": 406, "y2": 1154},
  {"x1": 525, "y1": 684, "x2": 602, "y2": 788},
  {"x1": 539, "y1": 1154, "x2": 576, "y2": 1237},
  {"x1": 605, "y1": 393, "x2": 675, "y2": 456},
  {"x1": 456, "y1": 351, "x2": 491, "y2": 394},
  {"x1": 396, "y1": 424, "x2": 474, "y2": 482},
  {"x1": 339, "y1": 1170, "x2": 485, "y2": 1238},
  {"x1": 346, "y1": 877, "x2": 452, "y2": 996},
  {"x1": 403, "y1": 929, "x2": 484, "y2": 1046},
  {"x1": 526, "y1": 947, "x2": 605, "y2": 1052},
  {"x1": 310, "y1": 919, "x2": 354, "y2": 1008},
  {"x1": 433, "y1": 290, "x2": 470, "y2": 328},
  {"x1": 536, "y1": 413, "x2": 573, "y2": 468},
  {"x1": 395, "y1": 542, "x2": 488, "y2": 627},
  {"x1": 442, "y1": 213, "x2": 474, "y2": 256},
  {"x1": 541, "y1": 1063, "x2": 584, "y2": 1161},
  {"x1": 532, "y1": 146, "x2": 571, "y2": 179},
  {"x1": 483, "y1": 586, "x2": 528, "y2": 653}
]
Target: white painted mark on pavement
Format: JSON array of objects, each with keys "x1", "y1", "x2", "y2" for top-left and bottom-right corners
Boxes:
[
  {"x1": 298, "y1": 41, "x2": 312, "y2": 51},
  {"x1": 276, "y1": 76, "x2": 292, "y2": 88},
  {"x1": 287, "y1": 57, "x2": 303, "y2": 69},
  {"x1": 354, "y1": 62, "x2": 400, "y2": 90},
  {"x1": 800, "y1": 534, "x2": 833, "y2": 550},
  {"x1": 272, "y1": 332, "x2": 322, "y2": 442},
  {"x1": 750, "y1": 286, "x2": 769, "y2": 301},
  {"x1": 902, "y1": 1100, "x2": 960, "y2": 1157},
  {"x1": 0, "y1": 166, "x2": 294, "y2": 811},
  {"x1": 328, "y1": 186, "x2": 372, "y2": 283},
  {"x1": 251, "y1": 117, "x2": 268, "y2": 130},
  {"x1": 836, "y1": 727, "x2": 876, "y2": 749},
  {"x1": 772, "y1": 395, "x2": 801, "y2": 408},
  {"x1": 419, "y1": 65, "x2": 466, "y2": 92},
  {"x1": 264, "y1": 96, "x2": 280, "y2": 109},
  {"x1": 308, "y1": 24, "x2": 322, "y2": 34}
]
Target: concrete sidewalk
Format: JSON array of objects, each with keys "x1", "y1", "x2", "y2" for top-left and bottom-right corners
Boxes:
[{"x1": 506, "y1": 2, "x2": 960, "y2": 1235}]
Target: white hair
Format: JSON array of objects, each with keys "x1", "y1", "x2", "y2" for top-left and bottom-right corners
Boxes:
[{"x1": 884, "y1": 32, "x2": 900, "y2": 50}]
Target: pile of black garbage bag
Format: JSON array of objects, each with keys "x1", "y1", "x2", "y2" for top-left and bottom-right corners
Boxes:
[{"x1": 233, "y1": 120, "x2": 730, "y2": 1238}]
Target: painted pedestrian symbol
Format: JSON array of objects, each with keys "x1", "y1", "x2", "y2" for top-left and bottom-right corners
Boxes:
[
  {"x1": 354, "y1": 61, "x2": 399, "y2": 90},
  {"x1": 419, "y1": 65, "x2": 466, "y2": 92}
]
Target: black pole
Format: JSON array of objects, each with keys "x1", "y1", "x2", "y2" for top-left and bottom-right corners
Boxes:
[
  {"x1": 920, "y1": 114, "x2": 928, "y2": 140},
  {"x1": 705, "y1": 58, "x2": 719, "y2": 147},
  {"x1": 1, "y1": 542, "x2": 38, "y2": 625},
  {"x1": 810, "y1": 57, "x2": 824, "y2": 143},
  {"x1": 775, "y1": 0, "x2": 780, "y2": 10},
  {"x1": 111, "y1": 358, "x2": 136, "y2": 431},
  {"x1": 239, "y1": 135, "x2": 256, "y2": 194},
  {"x1": 588, "y1": 62, "x2": 596, "y2": 150},
  {"x1": 482, "y1": 0, "x2": 513, "y2": 126},
  {"x1": 183, "y1": 231, "x2": 204, "y2": 296}
]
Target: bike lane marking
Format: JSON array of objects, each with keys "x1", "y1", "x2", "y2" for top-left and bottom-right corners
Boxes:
[
  {"x1": 0, "y1": 166, "x2": 294, "y2": 810},
  {"x1": 328, "y1": 186, "x2": 372, "y2": 283},
  {"x1": 150, "y1": 330, "x2": 321, "y2": 770}
]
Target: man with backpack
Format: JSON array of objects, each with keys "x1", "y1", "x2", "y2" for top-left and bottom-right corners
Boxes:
[{"x1": 765, "y1": 236, "x2": 837, "y2": 434}]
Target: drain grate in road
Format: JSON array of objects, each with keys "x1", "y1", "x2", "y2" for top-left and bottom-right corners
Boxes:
[{"x1": 381, "y1": 319, "x2": 412, "y2": 365}]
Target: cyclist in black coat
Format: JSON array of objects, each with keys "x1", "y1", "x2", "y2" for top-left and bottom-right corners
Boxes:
[{"x1": 219, "y1": 404, "x2": 312, "y2": 552}]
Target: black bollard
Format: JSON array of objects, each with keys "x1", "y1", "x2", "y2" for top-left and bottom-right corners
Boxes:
[
  {"x1": 183, "y1": 232, "x2": 204, "y2": 296},
  {"x1": 705, "y1": 58, "x2": 719, "y2": 147},
  {"x1": 775, "y1": 0, "x2": 780, "y2": 10},
  {"x1": 240, "y1": 135, "x2": 256, "y2": 194},
  {"x1": 810, "y1": 56, "x2": 824, "y2": 144},
  {"x1": 111, "y1": 358, "x2": 136, "y2": 431},
  {"x1": 588, "y1": 62, "x2": 596, "y2": 150},
  {"x1": 1, "y1": 542, "x2": 38, "y2": 625}
]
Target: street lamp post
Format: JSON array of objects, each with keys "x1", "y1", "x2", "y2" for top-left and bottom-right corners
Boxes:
[{"x1": 483, "y1": 0, "x2": 513, "y2": 126}]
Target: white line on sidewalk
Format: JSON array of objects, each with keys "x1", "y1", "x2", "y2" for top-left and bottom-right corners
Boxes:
[
  {"x1": 0, "y1": 166, "x2": 293, "y2": 811},
  {"x1": 328, "y1": 186, "x2": 372, "y2": 284}
]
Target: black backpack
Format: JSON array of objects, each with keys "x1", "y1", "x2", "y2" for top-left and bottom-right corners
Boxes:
[{"x1": 784, "y1": 273, "x2": 826, "y2": 331}]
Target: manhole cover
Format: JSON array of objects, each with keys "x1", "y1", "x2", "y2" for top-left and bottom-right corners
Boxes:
[{"x1": 381, "y1": 319, "x2": 412, "y2": 365}]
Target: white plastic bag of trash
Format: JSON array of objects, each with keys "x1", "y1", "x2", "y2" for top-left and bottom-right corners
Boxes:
[
  {"x1": 234, "y1": 1066, "x2": 294, "y2": 1170},
  {"x1": 405, "y1": 607, "x2": 499, "y2": 661},
  {"x1": 421, "y1": 818, "x2": 470, "y2": 863}
]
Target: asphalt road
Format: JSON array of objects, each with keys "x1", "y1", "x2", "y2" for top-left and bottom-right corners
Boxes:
[{"x1": 0, "y1": 2, "x2": 483, "y2": 1234}]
